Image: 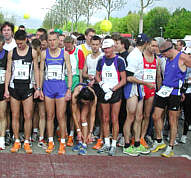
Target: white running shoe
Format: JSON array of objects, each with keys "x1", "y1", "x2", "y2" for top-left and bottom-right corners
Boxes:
[{"x1": 180, "y1": 135, "x2": 187, "y2": 144}]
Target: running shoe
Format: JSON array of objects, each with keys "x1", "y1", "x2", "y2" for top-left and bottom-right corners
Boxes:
[
  {"x1": 150, "y1": 140, "x2": 166, "y2": 152},
  {"x1": 5, "y1": 132, "x2": 12, "y2": 146},
  {"x1": 161, "y1": 146, "x2": 174, "y2": 158},
  {"x1": 31, "y1": 132, "x2": 38, "y2": 142},
  {"x1": 24, "y1": 142, "x2": 32, "y2": 154},
  {"x1": 134, "y1": 144, "x2": 150, "y2": 154},
  {"x1": 117, "y1": 137, "x2": 124, "y2": 147},
  {"x1": 46, "y1": 141, "x2": 54, "y2": 154},
  {"x1": 58, "y1": 143, "x2": 66, "y2": 155},
  {"x1": 66, "y1": 136, "x2": 74, "y2": 147},
  {"x1": 123, "y1": 146, "x2": 139, "y2": 156},
  {"x1": 0, "y1": 141, "x2": 5, "y2": 150},
  {"x1": 92, "y1": 139, "x2": 103, "y2": 150},
  {"x1": 97, "y1": 144, "x2": 110, "y2": 153},
  {"x1": 78, "y1": 144, "x2": 87, "y2": 155},
  {"x1": 140, "y1": 137, "x2": 149, "y2": 148},
  {"x1": 108, "y1": 146, "x2": 116, "y2": 156},
  {"x1": 11, "y1": 141, "x2": 21, "y2": 153},
  {"x1": 72, "y1": 142, "x2": 82, "y2": 152},
  {"x1": 180, "y1": 135, "x2": 187, "y2": 144},
  {"x1": 37, "y1": 139, "x2": 47, "y2": 149}
]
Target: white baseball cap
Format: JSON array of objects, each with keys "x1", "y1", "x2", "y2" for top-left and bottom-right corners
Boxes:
[{"x1": 102, "y1": 39, "x2": 115, "y2": 48}]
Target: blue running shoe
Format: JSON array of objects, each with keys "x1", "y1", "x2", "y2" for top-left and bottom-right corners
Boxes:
[
  {"x1": 72, "y1": 142, "x2": 82, "y2": 152},
  {"x1": 78, "y1": 145, "x2": 87, "y2": 155}
]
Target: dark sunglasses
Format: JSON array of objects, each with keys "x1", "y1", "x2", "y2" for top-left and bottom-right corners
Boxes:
[{"x1": 160, "y1": 46, "x2": 173, "y2": 54}]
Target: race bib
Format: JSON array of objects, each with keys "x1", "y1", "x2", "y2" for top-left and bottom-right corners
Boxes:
[
  {"x1": 144, "y1": 69, "x2": 156, "y2": 82},
  {"x1": 14, "y1": 64, "x2": 29, "y2": 80},
  {"x1": 0, "y1": 70, "x2": 5, "y2": 83},
  {"x1": 156, "y1": 86, "x2": 173, "y2": 97},
  {"x1": 47, "y1": 65, "x2": 62, "y2": 80}
]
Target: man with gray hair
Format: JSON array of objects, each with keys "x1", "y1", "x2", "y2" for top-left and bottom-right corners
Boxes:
[{"x1": 151, "y1": 40, "x2": 191, "y2": 157}]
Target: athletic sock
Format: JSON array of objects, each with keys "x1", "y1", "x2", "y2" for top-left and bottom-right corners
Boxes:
[
  {"x1": 33, "y1": 128, "x2": 38, "y2": 133},
  {"x1": 134, "y1": 141, "x2": 140, "y2": 147},
  {"x1": 104, "y1": 137, "x2": 110, "y2": 147},
  {"x1": 24, "y1": 140, "x2": 29, "y2": 144},
  {"x1": 61, "y1": 138, "x2": 65, "y2": 144},
  {"x1": 39, "y1": 136, "x2": 44, "y2": 141},
  {"x1": 124, "y1": 143, "x2": 130, "y2": 148},
  {"x1": 48, "y1": 137, "x2": 53, "y2": 142},
  {"x1": 111, "y1": 139, "x2": 117, "y2": 147},
  {"x1": 69, "y1": 130, "x2": 74, "y2": 137}
]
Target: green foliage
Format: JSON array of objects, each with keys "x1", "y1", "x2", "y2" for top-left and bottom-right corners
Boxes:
[
  {"x1": 0, "y1": 12, "x2": 4, "y2": 24},
  {"x1": 164, "y1": 8, "x2": 191, "y2": 39},
  {"x1": 144, "y1": 7, "x2": 170, "y2": 37}
]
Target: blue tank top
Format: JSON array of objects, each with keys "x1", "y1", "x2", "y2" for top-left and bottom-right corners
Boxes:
[
  {"x1": 163, "y1": 52, "x2": 186, "y2": 95},
  {"x1": 45, "y1": 48, "x2": 65, "y2": 81}
]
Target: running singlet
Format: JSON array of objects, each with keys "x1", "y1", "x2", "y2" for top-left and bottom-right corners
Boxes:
[
  {"x1": 86, "y1": 53, "x2": 103, "y2": 76},
  {"x1": 143, "y1": 55, "x2": 156, "y2": 99},
  {"x1": 44, "y1": 48, "x2": 65, "y2": 81},
  {"x1": 65, "y1": 47, "x2": 79, "y2": 76},
  {"x1": 10, "y1": 47, "x2": 33, "y2": 89},
  {"x1": 0, "y1": 49, "x2": 8, "y2": 84},
  {"x1": 101, "y1": 56, "x2": 120, "y2": 89},
  {"x1": 157, "y1": 52, "x2": 186, "y2": 97}
]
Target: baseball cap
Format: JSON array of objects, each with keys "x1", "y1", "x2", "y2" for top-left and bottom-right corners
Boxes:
[
  {"x1": 136, "y1": 33, "x2": 150, "y2": 43},
  {"x1": 102, "y1": 39, "x2": 115, "y2": 48}
]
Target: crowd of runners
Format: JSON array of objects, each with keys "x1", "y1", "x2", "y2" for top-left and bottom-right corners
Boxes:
[{"x1": 0, "y1": 21, "x2": 191, "y2": 157}]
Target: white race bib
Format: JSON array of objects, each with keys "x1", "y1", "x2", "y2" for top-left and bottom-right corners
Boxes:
[
  {"x1": 14, "y1": 64, "x2": 29, "y2": 80},
  {"x1": 47, "y1": 65, "x2": 62, "y2": 80},
  {"x1": 0, "y1": 70, "x2": 5, "y2": 83},
  {"x1": 157, "y1": 86, "x2": 173, "y2": 97},
  {"x1": 144, "y1": 69, "x2": 156, "y2": 82}
]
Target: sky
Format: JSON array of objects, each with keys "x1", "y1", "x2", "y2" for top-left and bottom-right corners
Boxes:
[{"x1": 0, "y1": 0, "x2": 191, "y2": 29}]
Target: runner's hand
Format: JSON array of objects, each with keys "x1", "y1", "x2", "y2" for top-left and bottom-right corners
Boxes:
[
  {"x1": 65, "y1": 89, "x2": 71, "y2": 101},
  {"x1": 34, "y1": 90, "x2": 40, "y2": 99}
]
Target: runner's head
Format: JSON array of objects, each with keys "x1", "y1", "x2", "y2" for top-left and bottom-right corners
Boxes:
[
  {"x1": 176, "y1": 40, "x2": 186, "y2": 52},
  {"x1": 159, "y1": 40, "x2": 174, "y2": 58},
  {"x1": 90, "y1": 35, "x2": 101, "y2": 54},
  {"x1": 76, "y1": 87, "x2": 95, "y2": 104},
  {"x1": 85, "y1": 28, "x2": 96, "y2": 46},
  {"x1": 136, "y1": 33, "x2": 150, "y2": 49},
  {"x1": 102, "y1": 38, "x2": 115, "y2": 58},
  {"x1": 0, "y1": 21, "x2": 14, "y2": 41},
  {"x1": 14, "y1": 30, "x2": 27, "y2": 50},
  {"x1": 31, "y1": 38, "x2": 41, "y2": 55},
  {"x1": 64, "y1": 36, "x2": 75, "y2": 52},
  {"x1": 0, "y1": 35, "x2": 5, "y2": 50},
  {"x1": 36, "y1": 28, "x2": 47, "y2": 39},
  {"x1": 58, "y1": 34, "x2": 65, "y2": 48},
  {"x1": 115, "y1": 36, "x2": 130, "y2": 53},
  {"x1": 47, "y1": 31, "x2": 59, "y2": 50},
  {"x1": 39, "y1": 33, "x2": 48, "y2": 50}
]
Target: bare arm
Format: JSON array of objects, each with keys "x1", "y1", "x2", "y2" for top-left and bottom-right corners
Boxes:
[
  {"x1": 82, "y1": 60, "x2": 89, "y2": 79},
  {"x1": 39, "y1": 50, "x2": 46, "y2": 89},
  {"x1": 64, "y1": 51, "x2": 72, "y2": 88},
  {"x1": 4, "y1": 51, "x2": 13, "y2": 98},
  {"x1": 181, "y1": 53, "x2": 191, "y2": 68},
  {"x1": 88, "y1": 87, "x2": 97, "y2": 133},
  {"x1": 156, "y1": 57, "x2": 162, "y2": 90},
  {"x1": 79, "y1": 69, "x2": 83, "y2": 83},
  {"x1": 32, "y1": 49, "x2": 40, "y2": 88}
]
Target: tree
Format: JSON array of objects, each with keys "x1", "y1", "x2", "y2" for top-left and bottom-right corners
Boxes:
[
  {"x1": 164, "y1": 8, "x2": 191, "y2": 39},
  {"x1": 144, "y1": 7, "x2": 170, "y2": 37},
  {"x1": 126, "y1": 13, "x2": 140, "y2": 37},
  {"x1": 83, "y1": 0, "x2": 99, "y2": 26},
  {"x1": 0, "y1": 12, "x2": 4, "y2": 24},
  {"x1": 97, "y1": 0, "x2": 128, "y2": 20},
  {"x1": 138, "y1": 0, "x2": 161, "y2": 33}
]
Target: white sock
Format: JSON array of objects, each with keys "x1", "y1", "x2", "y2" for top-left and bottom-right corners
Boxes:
[
  {"x1": 39, "y1": 136, "x2": 44, "y2": 141},
  {"x1": 69, "y1": 130, "x2": 74, "y2": 137},
  {"x1": 57, "y1": 127, "x2": 60, "y2": 130},
  {"x1": 33, "y1": 128, "x2": 38, "y2": 133},
  {"x1": 104, "y1": 137, "x2": 110, "y2": 146},
  {"x1": 111, "y1": 139, "x2": 117, "y2": 147},
  {"x1": 15, "y1": 139, "x2": 20, "y2": 143},
  {"x1": 0, "y1": 137, "x2": 5, "y2": 142},
  {"x1": 48, "y1": 137, "x2": 53, "y2": 142},
  {"x1": 61, "y1": 138, "x2": 65, "y2": 144},
  {"x1": 6, "y1": 130, "x2": 10, "y2": 133},
  {"x1": 24, "y1": 140, "x2": 29, "y2": 143}
]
